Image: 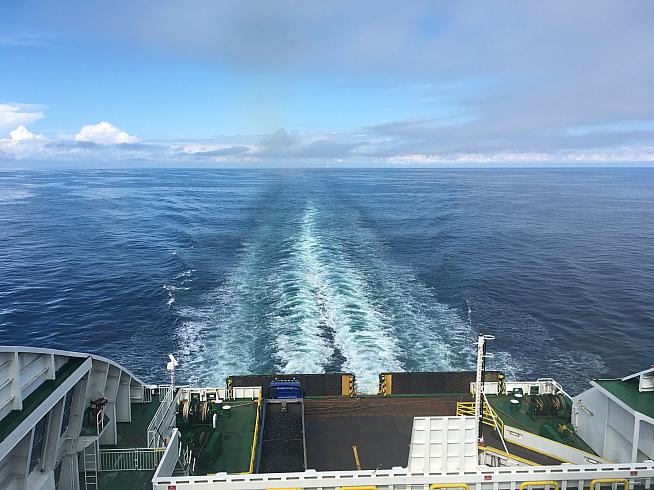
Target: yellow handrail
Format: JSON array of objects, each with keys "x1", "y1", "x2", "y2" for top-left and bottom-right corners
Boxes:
[
  {"x1": 430, "y1": 485, "x2": 471, "y2": 490},
  {"x1": 456, "y1": 401, "x2": 504, "y2": 434},
  {"x1": 519, "y1": 481, "x2": 559, "y2": 490},
  {"x1": 248, "y1": 390, "x2": 264, "y2": 473},
  {"x1": 590, "y1": 479, "x2": 629, "y2": 490}
]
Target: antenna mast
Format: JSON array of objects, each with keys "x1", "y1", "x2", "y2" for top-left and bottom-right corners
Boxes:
[
  {"x1": 474, "y1": 334, "x2": 494, "y2": 444},
  {"x1": 167, "y1": 354, "x2": 178, "y2": 391}
]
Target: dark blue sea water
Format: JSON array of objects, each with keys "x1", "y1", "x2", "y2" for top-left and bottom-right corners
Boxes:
[{"x1": 1, "y1": 168, "x2": 653, "y2": 393}]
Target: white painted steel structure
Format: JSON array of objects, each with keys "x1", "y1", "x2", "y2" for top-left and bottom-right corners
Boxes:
[
  {"x1": 0, "y1": 346, "x2": 149, "y2": 490},
  {"x1": 407, "y1": 416, "x2": 478, "y2": 472},
  {"x1": 1, "y1": 345, "x2": 653, "y2": 490},
  {"x1": 150, "y1": 462, "x2": 654, "y2": 490},
  {"x1": 573, "y1": 367, "x2": 654, "y2": 463}
]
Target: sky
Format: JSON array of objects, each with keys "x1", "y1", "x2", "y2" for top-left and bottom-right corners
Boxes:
[{"x1": 1, "y1": 1, "x2": 654, "y2": 167}]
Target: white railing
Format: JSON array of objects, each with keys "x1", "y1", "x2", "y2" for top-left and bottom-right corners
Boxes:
[
  {"x1": 181, "y1": 387, "x2": 227, "y2": 401},
  {"x1": 99, "y1": 447, "x2": 165, "y2": 471},
  {"x1": 152, "y1": 461, "x2": 654, "y2": 490},
  {"x1": 147, "y1": 387, "x2": 179, "y2": 447},
  {"x1": 472, "y1": 379, "x2": 566, "y2": 396},
  {"x1": 231, "y1": 386, "x2": 260, "y2": 399},
  {"x1": 94, "y1": 407, "x2": 104, "y2": 436},
  {"x1": 152, "y1": 428, "x2": 181, "y2": 479},
  {"x1": 537, "y1": 377, "x2": 574, "y2": 401},
  {"x1": 180, "y1": 386, "x2": 261, "y2": 401},
  {"x1": 158, "y1": 384, "x2": 173, "y2": 401}
]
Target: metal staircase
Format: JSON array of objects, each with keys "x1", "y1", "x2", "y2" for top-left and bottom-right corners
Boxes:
[{"x1": 82, "y1": 440, "x2": 98, "y2": 490}]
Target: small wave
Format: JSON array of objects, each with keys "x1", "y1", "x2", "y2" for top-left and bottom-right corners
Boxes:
[
  {"x1": 0, "y1": 189, "x2": 33, "y2": 202},
  {"x1": 163, "y1": 284, "x2": 190, "y2": 307},
  {"x1": 163, "y1": 284, "x2": 176, "y2": 306},
  {"x1": 174, "y1": 269, "x2": 194, "y2": 280}
]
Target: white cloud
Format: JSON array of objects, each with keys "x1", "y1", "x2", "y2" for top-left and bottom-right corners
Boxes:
[
  {"x1": 1, "y1": 121, "x2": 653, "y2": 166},
  {"x1": 456, "y1": 152, "x2": 552, "y2": 163},
  {"x1": 566, "y1": 148, "x2": 654, "y2": 163},
  {"x1": 9, "y1": 125, "x2": 44, "y2": 142},
  {"x1": 0, "y1": 104, "x2": 44, "y2": 134},
  {"x1": 386, "y1": 152, "x2": 552, "y2": 165},
  {"x1": 74, "y1": 121, "x2": 139, "y2": 144},
  {"x1": 0, "y1": 126, "x2": 48, "y2": 160}
]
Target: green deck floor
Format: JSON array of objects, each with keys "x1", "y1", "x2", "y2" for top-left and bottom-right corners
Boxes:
[
  {"x1": 198, "y1": 399, "x2": 258, "y2": 474},
  {"x1": 96, "y1": 469, "x2": 154, "y2": 490},
  {"x1": 111, "y1": 395, "x2": 161, "y2": 448},
  {"x1": 596, "y1": 379, "x2": 654, "y2": 419},
  {"x1": 487, "y1": 394, "x2": 595, "y2": 454}
]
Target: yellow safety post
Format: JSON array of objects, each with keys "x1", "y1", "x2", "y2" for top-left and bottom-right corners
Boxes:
[
  {"x1": 379, "y1": 373, "x2": 393, "y2": 396},
  {"x1": 342, "y1": 374, "x2": 355, "y2": 397},
  {"x1": 247, "y1": 391, "x2": 263, "y2": 473},
  {"x1": 519, "y1": 481, "x2": 559, "y2": 490},
  {"x1": 429, "y1": 484, "x2": 471, "y2": 490},
  {"x1": 590, "y1": 479, "x2": 629, "y2": 490}
]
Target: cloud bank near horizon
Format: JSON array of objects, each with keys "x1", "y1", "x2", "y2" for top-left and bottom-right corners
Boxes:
[
  {"x1": 2, "y1": 121, "x2": 652, "y2": 166},
  {"x1": 1, "y1": 1, "x2": 654, "y2": 166}
]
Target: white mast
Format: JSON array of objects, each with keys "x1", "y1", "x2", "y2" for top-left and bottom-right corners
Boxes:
[
  {"x1": 167, "y1": 354, "x2": 178, "y2": 390},
  {"x1": 474, "y1": 334, "x2": 494, "y2": 444}
]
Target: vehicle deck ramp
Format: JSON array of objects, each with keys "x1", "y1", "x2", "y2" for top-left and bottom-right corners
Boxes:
[{"x1": 256, "y1": 399, "x2": 307, "y2": 473}]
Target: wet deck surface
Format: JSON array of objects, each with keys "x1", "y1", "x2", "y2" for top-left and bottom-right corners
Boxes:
[{"x1": 304, "y1": 396, "x2": 469, "y2": 471}]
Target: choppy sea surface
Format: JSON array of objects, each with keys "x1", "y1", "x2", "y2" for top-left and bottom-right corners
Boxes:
[{"x1": 1, "y1": 168, "x2": 653, "y2": 393}]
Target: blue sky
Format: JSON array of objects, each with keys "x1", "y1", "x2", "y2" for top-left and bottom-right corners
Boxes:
[{"x1": 1, "y1": 1, "x2": 653, "y2": 166}]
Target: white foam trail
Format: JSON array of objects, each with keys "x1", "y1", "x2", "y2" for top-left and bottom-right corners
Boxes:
[
  {"x1": 270, "y1": 206, "x2": 401, "y2": 390},
  {"x1": 174, "y1": 248, "x2": 260, "y2": 385},
  {"x1": 163, "y1": 285, "x2": 176, "y2": 306},
  {"x1": 320, "y1": 207, "x2": 515, "y2": 375},
  {"x1": 174, "y1": 269, "x2": 194, "y2": 280},
  {"x1": 174, "y1": 200, "x2": 518, "y2": 389},
  {"x1": 467, "y1": 299, "x2": 472, "y2": 326},
  {"x1": 163, "y1": 283, "x2": 191, "y2": 307}
]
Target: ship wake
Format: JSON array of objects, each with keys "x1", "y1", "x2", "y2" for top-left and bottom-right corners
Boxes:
[{"x1": 175, "y1": 201, "x2": 516, "y2": 392}]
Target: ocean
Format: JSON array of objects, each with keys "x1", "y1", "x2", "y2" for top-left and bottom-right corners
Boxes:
[{"x1": 1, "y1": 168, "x2": 653, "y2": 394}]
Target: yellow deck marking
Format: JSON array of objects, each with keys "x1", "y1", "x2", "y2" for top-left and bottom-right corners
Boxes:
[{"x1": 352, "y1": 445, "x2": 362, "y2": 470}]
